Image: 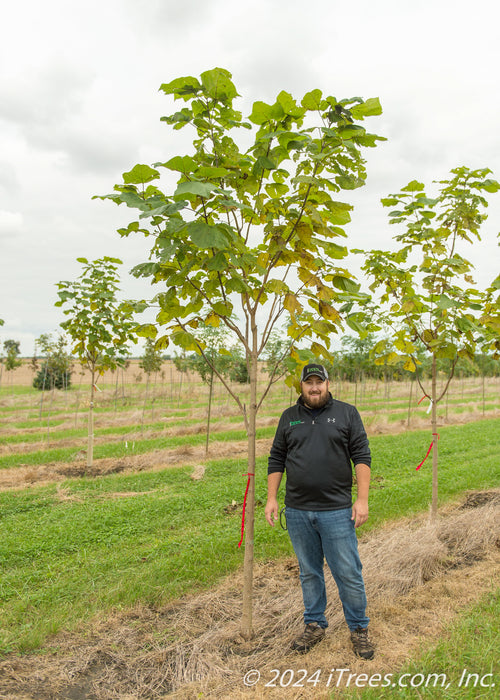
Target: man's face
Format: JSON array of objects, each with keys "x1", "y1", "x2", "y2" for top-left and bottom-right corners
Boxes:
[{"x1": 300, "y1": 375, "x2": 329, "y2": 409}]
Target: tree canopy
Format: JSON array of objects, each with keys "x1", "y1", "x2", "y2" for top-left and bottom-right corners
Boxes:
[{"x1": 96, "y1": 67, "x2": 385, "y2": 637}]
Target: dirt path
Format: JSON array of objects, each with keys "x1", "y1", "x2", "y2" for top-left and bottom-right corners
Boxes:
[{"x1": 0, "y1": 438, "x2": 276, "y2": 491}]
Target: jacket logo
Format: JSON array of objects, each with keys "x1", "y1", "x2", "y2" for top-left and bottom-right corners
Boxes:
[
  {"x1": 328, "y1": 418, "x2": 336, "y2": 423},
  {"x1": 289, "y1": 420, "x2": 304, "y2": 426}
]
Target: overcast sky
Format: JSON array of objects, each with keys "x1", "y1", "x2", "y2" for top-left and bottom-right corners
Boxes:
[{"x1": 1, "y1": 0, "x2": 499, "y2": 356}]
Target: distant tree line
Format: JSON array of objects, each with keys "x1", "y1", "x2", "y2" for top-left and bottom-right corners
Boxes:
[
  {"x1": 2, "y1": 330, "x2": 498, "y2": 394},
  {"x1": 323, "y1": 335, "x2": 500, "y2": 383}
]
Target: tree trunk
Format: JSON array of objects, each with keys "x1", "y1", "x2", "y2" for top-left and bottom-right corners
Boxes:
[
  {"x1": 46, "y1": 387, "x2": 55, "y2": 446},
  {"x1": 87, "y1": 369, "x2": 95, "y2": 470},
  {"x1": 241, "y1": 345, "x2": 258, "y2": 639},
  {"x1": 205, "y1": 368, "x2": 214, "y2": 456},
  {"x1": 141, "y1": 373, "x2": 150, "y2": 434},
  {"x1": 430, "y1": 355, "x2": 438, "y2": 520},
  {"x1": 482, "y1": 373, "x2": 485, "y2": 416},
  {"x1": 114, "y1": 370, "x2": 119, "y2": 415},
  {"x1": 407, "y1": 378, "x2": 413, "y2": 429},
  {"x1": 38, "y1": 360, "x2": 49, "y2": 420}
]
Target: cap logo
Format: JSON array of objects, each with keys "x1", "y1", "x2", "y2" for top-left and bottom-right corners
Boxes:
[{"x1": 300, "y1": 363, "x2": 328, "y2": 382}]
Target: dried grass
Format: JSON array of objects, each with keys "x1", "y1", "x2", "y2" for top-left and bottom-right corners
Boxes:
[{"x1": 0, "y1": 494, "x2": 498, "y2": 700}]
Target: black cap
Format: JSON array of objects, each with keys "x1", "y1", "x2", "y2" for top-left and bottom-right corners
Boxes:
[{"x1": 300, "y1": 363, "x2": 328, "y2": 382}]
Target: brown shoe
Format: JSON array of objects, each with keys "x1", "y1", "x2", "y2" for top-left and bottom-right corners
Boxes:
[
  {"x1": 350, "y1": 627, "x2": 375, "y2": 659},
  {"x1": 291, "y1": 623, "x2": 325, "y2": 653}
]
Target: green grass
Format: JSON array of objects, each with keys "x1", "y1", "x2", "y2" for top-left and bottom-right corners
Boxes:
[
  {"x1": 0, "y1": 425, "x2": 278, "y2": 470},
  {"x1": 340, "y1": 590, "x2": 499, "y2": 698},
  {"x1": 0, "y1": 413, "x2": 248, "y2": 446},
  {"x1": 0, "y1": 419, "x2": 499, "y2": 655}
]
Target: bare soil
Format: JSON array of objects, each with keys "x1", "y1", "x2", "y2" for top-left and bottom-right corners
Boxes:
[{"x1": 0, "y1": 491, "x2": 498, "y2": 700}]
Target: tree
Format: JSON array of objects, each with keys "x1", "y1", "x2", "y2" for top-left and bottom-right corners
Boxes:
[
  {"x1": 55, "y1": 257, "x2": 137, "y2": 468},
  {"x1": 480, "y1": 254, "x2": 500, "y2": 358},
  {"x1": 3, "y1": 340, "x2": 22, "y2": 385},
  {"x1": 224, "y1": 344, "x2": 249, "y2": 384},
  {"x1": 97, "y1": 67, "x2": 384, "y2": 636},
  {"x1": 187, "y1": 325, "x2": 230, "y2": 454},
  {"x1": 138, "y1": 337, "x2": 164, "y2": 425},
  {"x1": 32, "y1": 333, "x2": 73, "y2": 390},
  {"x1": 358, "y1": 166, "x2": 500, "y2": 518}
]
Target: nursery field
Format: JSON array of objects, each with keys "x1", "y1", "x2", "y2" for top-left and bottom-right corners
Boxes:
[{"x1": 0, "y1": 366, "x2": 499, "y2": 699}]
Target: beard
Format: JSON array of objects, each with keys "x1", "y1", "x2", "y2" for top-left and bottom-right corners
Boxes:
[{"x1": 301, "y1": 388, "x2": 329, "y2": 410}]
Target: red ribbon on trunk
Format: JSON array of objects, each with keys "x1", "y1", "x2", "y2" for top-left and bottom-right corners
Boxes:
[
  {"x1": 237, "y1": 473, "x2": 254, "y2": 548},
  {"x1": 416, "y1": 433, "x2": 439, "y2": 470}
]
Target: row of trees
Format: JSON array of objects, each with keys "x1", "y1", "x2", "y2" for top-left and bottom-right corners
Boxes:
[
  {"x1": 2, "y1": 68, "x2": 499, "y2": 639},
  {"x1": 92, "y1": 68, "x2": 499, "y2": 635},
  {"x1": 3, "y1": 328, "x2": 499, "y2": 392}
]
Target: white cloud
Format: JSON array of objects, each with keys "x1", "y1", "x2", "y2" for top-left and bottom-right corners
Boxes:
[
  {"x1": 0, "y1": 211, "x2": 23, "y2": 238},
  {"x1": 1, "y1": 0, "x2": 500, "y2": 355}
]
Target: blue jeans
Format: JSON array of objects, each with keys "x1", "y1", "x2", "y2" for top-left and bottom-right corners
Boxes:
[{"x1": 285, "y1": 506, "x2": 369, "y2": 631}]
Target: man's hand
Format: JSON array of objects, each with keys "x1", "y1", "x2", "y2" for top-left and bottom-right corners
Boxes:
[
  {"x1": 351, "y1": 498, "x2": 369, "y2": 528},
  {"x1": 265, "y1": 497, "x2": 279, "y2": 526}
]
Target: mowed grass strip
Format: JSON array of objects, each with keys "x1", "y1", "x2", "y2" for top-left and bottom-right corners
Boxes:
[
  {"x1": 0, "y1": 414, "x2": 248, "y2": 446},
  {"x1": 0, "y1": 420, "x2": 498, "y2": 655},
  {"x1": 0, "y1": 425, "x2": 277, "y2": 470}
]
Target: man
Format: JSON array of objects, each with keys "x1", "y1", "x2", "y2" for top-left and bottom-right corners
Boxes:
[{"x1": 265, "y1": 362, "x2": 374, "y2": 659}]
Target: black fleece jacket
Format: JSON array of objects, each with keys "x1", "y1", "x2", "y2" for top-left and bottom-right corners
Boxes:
[{"x1": 268, "y1": 393, "x2": 371, "y2": 511}]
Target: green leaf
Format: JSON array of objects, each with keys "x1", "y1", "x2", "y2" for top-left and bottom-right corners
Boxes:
[
  {"x1": 174, "y1": 181, "x2": 218, "y2": 199},
  {"x1": 122, "y1": 164, "x2": 160, "y2": 185},
  {"x1": 490, "y1": 274, "x2": 500, "y2": 290},
  {"x1": 331, "y1": 275, "x2": 360, "y2": 293},
  {"x1": 401, "y1": 180, "x2": 425, "y2": 193},
  {"x1": 265, "y1": 279, "x2": 290, "y2": 294},
  {"x1": 350, "y1": 97, "x2": 383, "y2": 119},
  {"x1": 160, "y1": 76, "x2": 201, "y2": 99},
  {"x1": 160, "y1": 109, "x2": 192, "y2": 128},
  {"x1": 195, "y1": 165, "x2": 232, "y2": 178},
  {"x1": 481, "y1": 179, "x2": 500, "y2": 193},
  {"x1": 249, "y1": 101, "x2": 275, "y2": 125},
  {"x1": 436, "y1": 294, "x2": 456, "y2": 310},
  {"x1": 253, "y1": 155, "x2": 276, "y2": 174},
  {"x1": 324, "y1": 200, "x2": 352, "y2": 225},
  {"x1": 172, "y1": 330, "x2": 199, "y2": 352},
  {"x1": 135, "y1": 324, "x2": 157, "y2": 339},
  {"x1": 336, "y1": 174, "x2": 363, "y2": 190},
  {"x1": 276, "y1": 90, "x2": 304, "y2": 118},
  {"x1": 301, "y1": 89, "x2": 322, "y2": 111},
  {"x1": 265, "y1": 182, "x2": 289, "y2": 198},
  {"x1": 200, "y1": 68, "x2": 237, "y2": 101},
  {"x1": 212, "y1": 301, "x2": 233, "y2": 316},
  {"x1": 345, "y1": 314, "x2": 366, "y2": 336},
  {"x1": 162, "y1": 156, "x2": 197, "y2": 173},
  {"x1": 456, "y1": 316, "x2": 478, "y2": 333},
  {"x1": 118, "y1": 191, "x2": 149, "y2": 211},
  {"x1": 435, "y1": 342, "x2": 458, "y2": 359},
  {"x1": 339, "y1": 124, "x2": 366, "y2": 140},
  {"x1": 187, "y1": 221, "x2": 228, "y2": 249},
  {"x1": 318, "y1": 241, "x2": 347, "y2": 259},
  {"x1": 206, "y1": 251, "x2": 229, "y2": 271}
]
